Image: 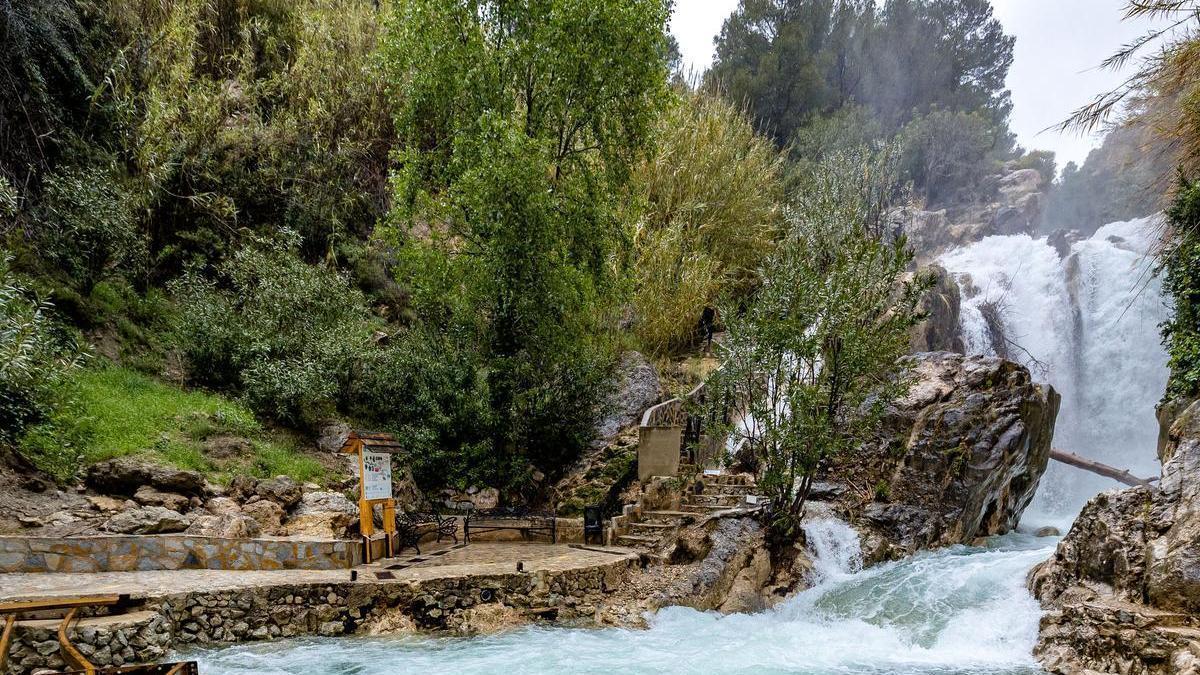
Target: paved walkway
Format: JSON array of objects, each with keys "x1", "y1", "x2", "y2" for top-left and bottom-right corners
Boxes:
[{"x1": 0, "y1": 543, "x2": 635, "y2": 601}]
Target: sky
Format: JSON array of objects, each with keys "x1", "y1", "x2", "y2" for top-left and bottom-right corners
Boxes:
[{"x1": 669, "y1": 0, "x2": 1164, "y2": 167}]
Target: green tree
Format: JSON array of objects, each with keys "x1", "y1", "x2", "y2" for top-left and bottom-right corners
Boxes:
[
  {"x1": 708, "y1": 0, "x2": 1014, "y2": 143},
  {"x1": 705, "y1": 149, "x2": 931, "y2": 536},
  {"x1": 1161, "y1": 178, "x2": 1200, "y2": 400},
  {"x1": 382, "y1": 0, "x2": 673, "y2": 487}
]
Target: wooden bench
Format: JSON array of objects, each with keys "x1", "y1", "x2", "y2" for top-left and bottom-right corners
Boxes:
[{"x1": 463, "y1": 506, "x2": 557, "y2": 544}]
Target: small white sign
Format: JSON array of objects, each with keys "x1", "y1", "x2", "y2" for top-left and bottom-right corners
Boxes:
[
  {"x1": 362, "y1": 451, "x2": 393, "y2": 501},
  {"x1": 703, "y1": 469, "x2": 721, "y2": 476}
]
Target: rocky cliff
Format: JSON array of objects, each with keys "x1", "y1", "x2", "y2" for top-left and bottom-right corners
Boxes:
[
  {"x1": 895, "y1": 167, "x2": 1046, "y2": 261},
  {"x1": 819, "y1": 352, "x2": 1059, "y2": 556},
  {"x1": 1029, "y1": 398, "x2": 1200, "y2": 675}
]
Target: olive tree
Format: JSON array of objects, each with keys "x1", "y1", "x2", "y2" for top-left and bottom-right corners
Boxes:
[{"x1": 705, "y1": 149, "x2": 931, "y2": 535}]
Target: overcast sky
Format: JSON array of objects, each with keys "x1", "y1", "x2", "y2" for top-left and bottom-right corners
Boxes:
[{"x1": 670, "y1": 0, "x2": 1162, "y2": 167}]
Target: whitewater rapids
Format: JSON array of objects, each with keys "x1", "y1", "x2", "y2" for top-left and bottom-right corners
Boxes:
[{"x1": 191, "y1": 521, "x2": 1052, "y2": 675}]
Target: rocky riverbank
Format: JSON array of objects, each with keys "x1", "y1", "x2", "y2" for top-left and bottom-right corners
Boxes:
[{"x1": 1029, "y1": 397, "x2": 1200, "y2": 674}]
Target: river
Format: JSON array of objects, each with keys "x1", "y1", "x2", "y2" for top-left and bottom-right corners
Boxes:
[{"x1": 191, "y1": 217, "x2": 1168, "y2": 674}]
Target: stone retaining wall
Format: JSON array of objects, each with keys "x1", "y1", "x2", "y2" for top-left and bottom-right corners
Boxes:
[
  {"x1": 0, "y1": 535, "x2": 357, "y2": 573},
  {"x1": 5, "y1": 553, "x2": 638, "y2": 674}
]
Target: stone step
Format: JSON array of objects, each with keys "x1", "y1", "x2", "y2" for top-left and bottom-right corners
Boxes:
[
  {"x1": 682, "y1": 503, "x2": 735, "y2": 513},
  {"x1": 643, "y1": 510, "x2": 693, "y2": 519},
  {"x1": 615, "y1": 534, "x2": 661, "y2": 546},
  {"x1": 688, "y1": 493, "x2": 748, "y2": 503},
  {"x1": 630, "y1": 521, "x2": 675, "y2": 530}
]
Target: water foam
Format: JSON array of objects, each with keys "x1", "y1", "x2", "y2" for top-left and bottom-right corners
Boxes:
[
  {"x1": 939, "y1": 216, "x2": 1170, "y2": 523},
  {"x1": 191, "y1": 529, "x2": 1049, "y2": 675}
]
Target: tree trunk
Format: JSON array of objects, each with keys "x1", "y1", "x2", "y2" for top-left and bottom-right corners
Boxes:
[{"x1": 1049, "y1": 448, "x2": 1156, "y2": 488}]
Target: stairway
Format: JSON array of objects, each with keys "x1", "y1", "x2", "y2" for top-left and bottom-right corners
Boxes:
[{"x1": 611, "y1": 473, "x2": 761, "y2": 552}]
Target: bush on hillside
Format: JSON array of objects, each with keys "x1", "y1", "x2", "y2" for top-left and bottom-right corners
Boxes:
[
  {"x1": 174, "y1": 237, "x2": 376, "y2": 427},
  {"x1": 0, "y1": 258, "x2": 81, "y2": 449},
  {"x1": 1162, "y1": 178, "x2": 1200, "y2": 399}
]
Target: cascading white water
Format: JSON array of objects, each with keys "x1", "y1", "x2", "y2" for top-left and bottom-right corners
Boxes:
[
  {"x1": 192, "y1": 523, "x2": 1051, "y2": 675},
  {"x1": 939, "y1": 216, "x2": 1171, "y2": 527}
]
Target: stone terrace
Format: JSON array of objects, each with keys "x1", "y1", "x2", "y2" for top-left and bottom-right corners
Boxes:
[{"x1": 1, "y1": 543, "x2": 640, "y2": 674}]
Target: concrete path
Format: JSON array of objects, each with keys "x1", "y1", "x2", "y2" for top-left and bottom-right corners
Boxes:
[{"x1": 0, "y1": 543, "x2": 636, "y2": 601}]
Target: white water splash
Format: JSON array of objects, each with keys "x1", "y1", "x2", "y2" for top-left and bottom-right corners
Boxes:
[
  {"x1": 802, "y1": 518, "x2": 863, "y2": 584},
  {"x1": 939, "y1": 216, "x2": 1170, "y2": 525}
]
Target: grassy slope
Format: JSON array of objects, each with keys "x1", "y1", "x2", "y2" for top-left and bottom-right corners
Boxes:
[{"x1": 23, "y1": 366, "x2": 330, "y2": 485}]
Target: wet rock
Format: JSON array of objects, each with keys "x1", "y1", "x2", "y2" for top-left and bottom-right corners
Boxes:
[
  {"x1": 594, "y1": 351, "x2": 661, "y2": 444},
  {"x1": 1029, "y1": 398, "x2": 1200, "y2": 674},
  {"x1": 87, "y1": 458, "x2": 207, "y2": 498},
  {"x1": 827, "y1": 352, "x2": 1059, "y2": 552},
  {"x1": 909, "y1": 265, "x2": 965, "y2": 354},
  {"x1": 186, "y1": 513, "x2": 262, "y2": 539},
  {"x1": 103, "y1": 506, "x2": 190, "y2": 534},
  {"x1": 1035, "y1": 526, "x2": 1062, "y2": 538}
]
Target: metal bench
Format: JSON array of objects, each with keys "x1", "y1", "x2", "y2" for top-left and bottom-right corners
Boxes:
[{"x1": 463, "y1": 506, "x2": 557, "y2": 544}]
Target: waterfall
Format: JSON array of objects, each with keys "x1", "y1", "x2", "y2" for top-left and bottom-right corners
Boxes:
[
  {"x1": 802, "y1": 518, "x2": 863, "y2": 584},
  {"x1": 939, "y1": 216, "x2": 1171, "y2": 524}
]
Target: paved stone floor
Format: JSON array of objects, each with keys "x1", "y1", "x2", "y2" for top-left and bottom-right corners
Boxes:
[{"x1": 0, "y1": 543, "x2": 635, "y2": 601}]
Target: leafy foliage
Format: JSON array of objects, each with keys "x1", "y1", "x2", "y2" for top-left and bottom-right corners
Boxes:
[
  {"x1": 704, "y1": 149, "x2": 931, "y2": 536},
  {"x1": 0, "y1": 0, "x2": 97, "y2": 188},
  {"x1": 709, "y1": 0, "x2": 1014, "y2": 143},
  {"x1": 631, "y1": 91, "x2": 785, "y2": 355},
  {"x1": 382, "y1": 0, "x2": 672, "y2": 488},
  {"x1": 0, "y1": 257, "x2": 81, "y2": 449},
  {"x1": 174, "y1": 237, "x2": 377, "y2": 426},
  {"x1": 1161, "y1": 178, "x2": 1200, "y2": 399}
]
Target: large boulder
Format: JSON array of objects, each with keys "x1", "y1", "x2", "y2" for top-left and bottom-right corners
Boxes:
[
  {"x1": 133, "y1": 486, "x2": 191, "y2": 512},
  {"x1": 252, "y1": 476, "x2": 302, "y2": 509},
  {"x1": 594, "y1": 351, "x2": 661, "y2": 444},
  {"x1": 103, "y1": 506, "x2": 190, "y2": 534},
  {"x1": 283, "y1": 491, "x2": 357, "y2": 539},
  {"x1": 87, "y1": 458, "x2": 207, "y2": 498},
  {"x1": 186, "y1": 513, "x2": 261, "y2": 539},
  {"x1": 825, "y1": 352, "x2": 1059, "y2": 552},
  {"x1": 1029, "y1": 398, "x2": 1200, "y2": 674}
]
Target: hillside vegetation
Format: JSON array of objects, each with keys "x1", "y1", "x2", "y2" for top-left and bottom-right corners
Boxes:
[{"x1": 1, "y1": 0, "x2": 1036, "y2": 498}]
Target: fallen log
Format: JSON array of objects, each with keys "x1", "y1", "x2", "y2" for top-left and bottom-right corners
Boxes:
[{"x1": 1050, "y1": 449, "x2": 1157, "y2": 488}]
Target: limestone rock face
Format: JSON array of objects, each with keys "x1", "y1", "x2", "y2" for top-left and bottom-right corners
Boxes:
[
  {"x1": 1029, "y1": 399, "x2": 1200, "y2": 674},
  {"x1": 892, "y1": 166, "x2": 1045, "y2": 260},
  {"x1": 103, "y1": 506, "x2": 190, "y2": 534},
  {"x1": 909, "y1": 265, "x2": 965, "y2": 354},
  {"x1": 284, "y1": 490, "x2": 357, "y2": 539},
  {"x1": 87, "y1": 458, "x2": 207, "y2": 498},
  {"x1": 831, "y1": 352, "x2": 1059, "y2": 552},
  {"x1": 133, "y1": 486, "x2": 190, "y2": 512},
  {"x1": 594, "y1": 351, "x2": 661, "y2": 444},
  {"x1": 241, "y1": 499, "x2": 285, "y2": 533}
]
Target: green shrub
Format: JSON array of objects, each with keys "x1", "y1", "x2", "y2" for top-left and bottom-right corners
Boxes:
[
  {"x1": 39, "y1": 166, "x2": 144, "y2": 292},
  {"x1": 0, "y1": 257, "x2": 81, "y2": 449},
  {"x1": 174, "y1": 237, "x2": 377, "y2": 427},
  {"x1": 1162, "y1": 178, "x2": 1200, "y2": 399}
]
